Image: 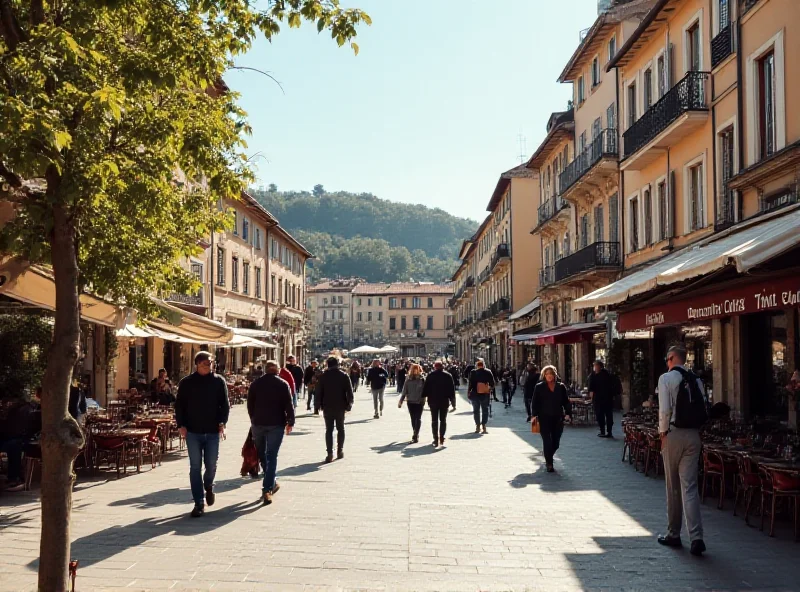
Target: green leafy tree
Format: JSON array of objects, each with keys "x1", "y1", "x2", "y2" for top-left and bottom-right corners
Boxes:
[
  {"x1": 313, "y1": 183, "x2": 325, "y2": 197},
  {"x1": 267, "y1": 182, "x2": 278, "y2": 192},
  {"x1": 0, "y1": 1, "x2": 368, "y2": 588}
]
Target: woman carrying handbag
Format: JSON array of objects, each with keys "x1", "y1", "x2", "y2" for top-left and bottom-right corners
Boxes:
[{"x1": 531, "y1": 365, "x2": 572, "y2": 473}]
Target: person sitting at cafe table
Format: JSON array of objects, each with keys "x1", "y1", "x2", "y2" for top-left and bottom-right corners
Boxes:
[{"x1": 150, "y1": 368, "x2": 173, "y2": 404}]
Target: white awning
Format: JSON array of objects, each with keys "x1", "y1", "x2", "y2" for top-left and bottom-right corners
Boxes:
[
  {"x1": 574, "y1": 207, "x2": 800, "y2": 310},
  {"x1": 148, "y1": 299, "x2": 233, "y2": 343},
  {"x1": 0, "y1": 259, "x2": 123, "y2": 327},
  {"x1": 232, "y1": 327, "x2": 275, "y2": 339},
  {"x1": 509, "y1": 297, "x2": 541, "y2": 320},
  {"x1": 349, "y1": 345, "x2": 382, "y2": 354},
  {"x1": 218, "y1": 334, "x2": 277, "y2": 349}
]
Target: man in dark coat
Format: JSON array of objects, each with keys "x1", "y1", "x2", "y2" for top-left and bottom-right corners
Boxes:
[
  {"x1": 315, "y1": 357, "x2": 354, "y2": 463},
  {"x1": 285, "y1": 355, "x2": 305, "y2": 400},
  {"x1": 303, "y1": 359, "x2": 320, "y2": 412},
  {"x1": 588, "y1": 359, "x2": 615, "y2": 438},
  {"x1": 422, "y1": 361, "x2": 457, "y2": 447}
]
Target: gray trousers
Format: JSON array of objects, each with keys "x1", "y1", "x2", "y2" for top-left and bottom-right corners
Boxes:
[
  {"x1": 372, "y1": 388, "x2": 385, "y2": 414},
  {"x1": 661, "y1": 427, "x2": 703, "y2": 542}
]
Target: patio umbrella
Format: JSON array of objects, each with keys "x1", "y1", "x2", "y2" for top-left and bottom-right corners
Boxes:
[
  {"x1": 348, "y1": 345, "x2": 381, "y2": 354},
  {"x1": 378, "y1": 345, "x2": 398, "y2": 353}
]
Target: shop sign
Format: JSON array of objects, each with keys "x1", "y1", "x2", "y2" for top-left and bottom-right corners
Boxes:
[{"x1": 617, "y1": 275, "x2": 800, "y2": 332}]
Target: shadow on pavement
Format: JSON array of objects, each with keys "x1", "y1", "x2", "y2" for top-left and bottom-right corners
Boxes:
[
  {"x1": 108, "y1": 476, "x2": 257, "y2": 508},
  {"x1": 448, "y1": 432, "x2": 482, "y2": 440},
  {"x1": 370, "y1": 441, "x2": 409, "y2": 454},
  {"x1": 401, "y1": 444, "x2": 441, "y2": 457},
  {"x1": 276, "y1": 461, "x2": 326, "y2": 478},
  {"x1": 27, "y1": 500, "x2": 263, "y2": 571},
  {"x1": 345, "y1": 418, "x2": 373, "y2": 426}
]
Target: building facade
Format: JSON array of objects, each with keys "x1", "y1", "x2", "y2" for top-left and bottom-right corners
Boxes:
[{"x1": 306, "y1": 278, "x2": 364, "y2": 353}]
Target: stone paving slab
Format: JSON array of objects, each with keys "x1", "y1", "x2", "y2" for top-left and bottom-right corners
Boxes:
[{"x1": 1, "y1": 385, "x2": 799, "y2": 591}]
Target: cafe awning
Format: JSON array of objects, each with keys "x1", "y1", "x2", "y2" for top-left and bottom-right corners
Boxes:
[
  {"x1": 532, "y1": 322, "x2": 605, "y2": 345},
  {"x1": 147, "y1": 300, "x2": 233, "y2": 343},
  {"x1": 0, "y1": 259, "x2": 122, "y2": 327},
  {"x1": 509, "y1": 297, "x2": 541, "y2": 321},
  {"x1": 573, "y1": 207, "x2": 800, "y2": 310},
  {"x1": 218, "y1": 334, "x2": 277, "y2": 349}
]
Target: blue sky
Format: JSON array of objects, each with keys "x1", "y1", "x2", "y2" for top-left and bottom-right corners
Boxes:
[{"x1": 226, "y1": 0, "x2": 600, "y2": 223}]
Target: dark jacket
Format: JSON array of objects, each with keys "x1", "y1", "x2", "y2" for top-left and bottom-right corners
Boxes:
[
  {"x1": 247, "y1": 374, "x2": 295, "y2": 428},
  {"x1": 303, "y1": 365, "x2": 317, "y2": 387},
  {"x1": 68, "y1": 386, "x2": 87, "y2": 420},
  {"x1": 422, "y1": 369, "x2": 456, "y2": 408},
  {"x1": 588, "y1": 368, "x2": 614, "y2": 406},
  {"x1": 286, "y1": 363, "x2": 305, "y2": 391},
  {"x1": 175, "y1": 372, "x2": 230, "y2": 434},
  {"x1": 366, "y1": 366, "x2": 388, "y2": 390},
  {"x1": 532, "y1": 381, "x2": 572, "y2": 419},
  {"x1": 468, "y1": 368, "x2": 495, "y2": 397},
  {"x1": 399, "y1": 376, "x2": 426, "y2": 405},
  {"x1": 315, "y1": 367, "x2": 354, "y2": 414},
  {"x1": 524, "y1": 372, "x2": 540, "y2": 399}
]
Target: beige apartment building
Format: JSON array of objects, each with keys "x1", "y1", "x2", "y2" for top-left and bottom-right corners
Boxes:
[
  {"x1": 306, "y1": 278, "x2": 364, "y2": 353},
  {"x1": 570, "y1": 0, "x2": 800, "y2": 424}
]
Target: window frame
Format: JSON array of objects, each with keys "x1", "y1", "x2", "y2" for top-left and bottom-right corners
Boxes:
[
  {"x1": 682, "y1": 11, "x2": 704, "y2": 74},
  {"x1": 746, "y1": 31, "x2": 785, "y2": 165},
  {"x1": 683, "y1": 154, "x2": 707, "y2": 233}
]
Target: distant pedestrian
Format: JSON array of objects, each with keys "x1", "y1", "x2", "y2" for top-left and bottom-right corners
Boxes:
[
  {"x1": 398, "y1": 363, "x2": 425, "y2": 443},
  {"x1": 396, "y1": 362, "x2": 407, "y2": 393},
  {"x1": 285, "y1": 355, "x2": 305, "y2": 402},
  {"x1": 279, "y1": 362, "x2": 297, "y2": 409},
  {"x1": 303, "y1": 360, "x2": 320, "y2": 413},
  {"x1": 523, "y1": 363, "x2": 540, "y2": 423},
  {"x1": 501, "y1": 369, "x2": 513, "y2": 408},
  {"x1": 531, "y1": 365, "x2": 571, "y2": 473},
  {"x1": 588, "y1": 360, "x2": 615, "y2": 438},
  {"x1": 468, "y1": 359, "x2": 494, "y2": 434},
  {"x1": 315, "y1": 357, "x2": 354, "y2": 463},
  {"x1": 657, "y1": 345, "x2": 707, "y2": 556},
  {"x1": 423, "y1": 361, "x2": 456, "y2": 447},
  {"x1": 349, "y1": 361, "x2": 361, "y2": 392},
  {"x1": 450, "y1": 365, "x2": 460, "y2": 389},
  {"x1": 175, "y1": 351, "x2": 230, "y2": 518},
  {"x1": 247, "y1": 361, "x2": 295, "y2": 505},
  {"x1": 366, "y1": 359, "x2": 389, "y2": 419}
]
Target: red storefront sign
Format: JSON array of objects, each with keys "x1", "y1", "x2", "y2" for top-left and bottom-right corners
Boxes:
[{"x1": 617, "y1": 274, "x2": 800, "y2": 332}]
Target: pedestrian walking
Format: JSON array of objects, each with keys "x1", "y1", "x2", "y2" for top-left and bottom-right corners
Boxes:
[
  {"x1": 285, "y1": 355, "x2": 305, "y2": 401},
  {"x1": 450, "y1": 364, "x2": 460, "y2": 390},
  {"x1": 423, "y1": 361, "x2": 456, "y2": 447},
  {"x1": 588, "y1": 359, "x2": 615, "y2": 438},
  {"x1": 366, "y1": 359, "x2": 389, "y2": 419},
  {"x1": 398, "y1": 363, "x2": 425, "y2": 443},
  {"x1": 523, "y1": 363, "x2": 540, "y2": 423},
  {"x1": 175, "y1": 351, "x2": 230, "y2": 518},
  {"x1": 279, "y1": 362, "x2": 297, "y2": 409},
  {"x1": 657, "y1": 345, "x2": 708, "y2": 556},
  {"x1": 315, "y1": 357, "x2": 354, "y2": 463},
  {"x1": 468, "y1": 359, "x2": 494, "y2": 434},
  {"x1": 247, "y1": 361, "x2": 295, "y2": 505},
  {"x1": 501, "y1": 369, "x2": 513, "y2": 408},
  {"x1": 531, "y1": 365, "x2": 571, "y2": 473},
  {"x1": 349, "y1": 361, "x2": 361, "y2": 393},
  {"x1": 303, "y1": 360, "x2": 320, "y2": 413},
  {"x1": 396, "y1": 362, "x2": 407, "y2": 393}
]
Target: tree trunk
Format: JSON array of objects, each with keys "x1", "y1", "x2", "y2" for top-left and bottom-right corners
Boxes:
[{"x1": 38, "y1": 202, "x2": 84, "y2": 592}]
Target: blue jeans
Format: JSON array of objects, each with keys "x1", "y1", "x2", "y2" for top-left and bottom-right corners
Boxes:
[
  {"x1": 251, "y1": 424, "x2": 285, "y2": 494},
  {"x1": 471, "y1": 395, "x2": 490, "y2": 426},
  {"x1": 185, "y1": 432, "x2": 220, "y2": 505}
]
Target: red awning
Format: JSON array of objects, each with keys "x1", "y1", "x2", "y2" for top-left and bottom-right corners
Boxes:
[{"x1": 535, "y1": 322, "x2": 605, "y2": 345}]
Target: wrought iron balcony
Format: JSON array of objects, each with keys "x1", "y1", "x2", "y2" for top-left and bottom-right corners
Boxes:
[
  {"x1": 490, "y1": 243, "x2": 510, "y2": 272},
  {"x1": 711, "y1": 25, "x2": 734, "y2": 69},
  {"x1": 489, "y1": 298, "x2": 510, "y2": 317},
  {"x1": 167, "y1": 291, "x2": 204, "y2": 307},
  {"x1": 477, "y1": 266, "x2": 490, "y2": 284},
  {"x1": 539, "y1": 266, "x2": 555, "y2": 289},
  {"x1": 559, "y1": 129, "x2": 618, "y2": 195},
  {"x1": 623, "y1": 71, "x2": 710, "y2": 160},
  {"x1": 554, "y1": 241, "x2": 621, "y2": 283},
  {"x1": 537, "y1": 196, "x2": 569, "y2": 227}
]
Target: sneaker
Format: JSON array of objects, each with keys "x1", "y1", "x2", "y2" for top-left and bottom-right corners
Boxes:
[
  {"x1": 190, "y1": 504, "x2": 204, "y2": 518},
  {"x1": 481, "y1": 425, "x2": 487, "y2": 434},
  {"x1": 690, "y1": 540, "x2": 706, "y2": 556},
  {"x1": 204, "y1": 486, "x2": 215, "y2": 506},
  {"x1": 5, "y1": 480, "x2": 25, "y2": 492},
  {"x1": 271, "y1": 482, "x2": 280, "y2": 495},
  {"x1": 324, "y1": 454, "x2": 334, "y2": 464},
  {"x1": 439, "y1": 436, "x2": 445, "y2": 446},
  {"x1": 337, "y1": 450, "x2": 344, "y2": 460},
  {"x1": 262, "y1": 491, "x2": 273, "y2": 505}
]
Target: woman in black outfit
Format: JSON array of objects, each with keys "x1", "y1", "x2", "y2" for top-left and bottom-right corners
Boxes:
[{"x1": 532, "y1": 365, "x2": 572, "y2": 472}]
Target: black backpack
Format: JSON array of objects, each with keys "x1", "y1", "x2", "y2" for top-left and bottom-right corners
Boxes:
[{"x1": 671, "y1": 367, "x2": 708, "y2": 429}]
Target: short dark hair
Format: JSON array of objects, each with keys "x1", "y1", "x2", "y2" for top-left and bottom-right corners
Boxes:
[
  {"x1": 594, "y1": 359, "x2": 605, "y2": 368},
  {"x1": 667, "y1": 345, "x2": 687, "y2": 364},
  {"x1": 194, "y1": 351, "x2": 214, "y2": 365},
  {"x1": 327, "y1": 356, "x2": 339, "y2": 368}
]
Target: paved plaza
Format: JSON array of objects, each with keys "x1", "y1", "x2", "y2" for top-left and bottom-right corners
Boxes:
[{"x1": 1, "y1": 386, "x2": 799, "y2": 591}]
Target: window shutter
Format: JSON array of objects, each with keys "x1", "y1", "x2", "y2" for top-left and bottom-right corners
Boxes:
[
  {"x1": 667, "y1": 43, "x2": 675, "y2": 89},
  {"x1": 668, "y1": 170, "x2": 677, "y2": 238}
]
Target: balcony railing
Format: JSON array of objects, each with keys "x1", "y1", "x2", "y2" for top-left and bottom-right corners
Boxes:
[
  {"x1": 711, "y1": 25, "x2": 734, "y2": 69},
  {"x1": 539, "y1": 265, "x2": 555, "y2": 288},
  {"x1": 760, "y1": 189, "x2": 798, "y2": 215},
  {"x1": 559, "y1": 129, "x2": 618, "y2": 194},
  {"x1": 167, "y1": 291, "x2": 204, "y2": 307},
  {"x1": 537, "y1": 196, "x2": 569, "y2": 227},
  {"x1": 478, "y1": 266, "x2": 490, "y2": 284},
  {"x1": 490, "y1": 243, "x2": 510, "y2": 271},
  {"x1": 489, "y1": 298, "x2": 510, "y2": 317},
  {"x1": 554, "y1": 241, "x2": 621, "y2": 283},
  {"x1": 623, "y1": 71, "x2": 710, "y2": 160}
]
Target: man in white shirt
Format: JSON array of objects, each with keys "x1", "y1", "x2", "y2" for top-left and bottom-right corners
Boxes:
[{"x1": 657, "y1": 345, "x2": 706, "y2": 556}]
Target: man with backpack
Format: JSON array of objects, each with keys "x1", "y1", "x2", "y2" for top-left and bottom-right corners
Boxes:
[{"x1": 657, "y1": 345, "x2": 708, "y2": 557}]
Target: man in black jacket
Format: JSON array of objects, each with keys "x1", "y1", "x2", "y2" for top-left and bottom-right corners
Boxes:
[
  {"x1": 303, "y1": 359, "x2": 320, "y2": 412},
  {"x1": 366, "y1": 359, "x2": 389, "y2": 419},
  {"x1": 588, "y1": 360, "x2": 615, "y2": 438},
  {"x1": 285, "y1": 355, "x2": 305, "y2": 402},
  {"x1": 248, "y1": 361, "x2": 295, "y2": 505},
  {"x1": 523, "y1": 363, "x2": 540, "y2": 423},
  {"x1": 423, "y1": 361, "x2": 456, "y2": 447},
  {"x1": 315, "y1": 357, "x2": 354, "y2": 463},
  {"x1": 176, "y1": 351, "x2": 230, "y2": 518}
]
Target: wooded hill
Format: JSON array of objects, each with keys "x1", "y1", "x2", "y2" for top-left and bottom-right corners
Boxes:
[{"x1": 250, "y1": 186, "x2": 478, "y2": 283}]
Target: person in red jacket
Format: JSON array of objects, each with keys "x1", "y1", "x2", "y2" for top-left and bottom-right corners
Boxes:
[{"x1": 279, "y1": 362, "x2": 297, "y2": 409}]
